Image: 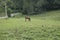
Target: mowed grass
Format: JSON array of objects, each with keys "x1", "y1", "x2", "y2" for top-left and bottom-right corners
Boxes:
[{"x1": 0, "y1": 10, "x2": 60, "y2": 40}]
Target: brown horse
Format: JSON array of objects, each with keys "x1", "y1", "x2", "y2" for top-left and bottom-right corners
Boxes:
[{"x1": 25, "y1": 15, "x2": 31, "y2": 22}]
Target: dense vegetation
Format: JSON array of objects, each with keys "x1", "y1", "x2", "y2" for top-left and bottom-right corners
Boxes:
[{"x1": 0, "y1": 0, "x2": 60, "y2": 17}]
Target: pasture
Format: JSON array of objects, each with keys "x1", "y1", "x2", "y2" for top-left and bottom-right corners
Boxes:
[{"x1": 0, "y1": 10, "x2": 60, "y2": 40}]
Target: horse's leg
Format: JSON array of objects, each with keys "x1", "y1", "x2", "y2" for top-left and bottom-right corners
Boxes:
[
  {"x1": 25, "y1": 18, "x2": 26, "y2": 22},
  {"x1": 29, "y1": 18, "x2": 31, "y2": 21}
]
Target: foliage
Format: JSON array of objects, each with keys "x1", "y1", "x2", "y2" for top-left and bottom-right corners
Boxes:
[{"x1": 0, "y1": 0, "x2": 60, "y2": 15}]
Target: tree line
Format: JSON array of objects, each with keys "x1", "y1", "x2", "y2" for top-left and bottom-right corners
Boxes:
[{"x1": 0, "y1": 0, "x2": 60, "y2": 17}]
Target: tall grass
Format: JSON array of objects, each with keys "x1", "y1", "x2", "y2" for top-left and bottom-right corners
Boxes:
[{"x1": 0, "y1": 10, "x2": 60, "y2": 40}]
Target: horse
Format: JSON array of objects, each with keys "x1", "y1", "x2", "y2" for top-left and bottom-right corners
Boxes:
[{"x1": 25, "y1": 15, "x2": 31, "y2": 22}]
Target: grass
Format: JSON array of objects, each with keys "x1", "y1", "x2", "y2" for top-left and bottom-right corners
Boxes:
[{"x1": 0, "y1": 10, "x2": 60, "y2": 40}]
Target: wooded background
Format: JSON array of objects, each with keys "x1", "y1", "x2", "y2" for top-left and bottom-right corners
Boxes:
[{"x1": 0, "y1": 0, "x2": 60, "y2": 17}]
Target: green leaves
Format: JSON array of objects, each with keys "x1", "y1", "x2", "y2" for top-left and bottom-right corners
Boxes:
[{"x1": 0, "y1": 0, "x2": 60, "y2": 15}]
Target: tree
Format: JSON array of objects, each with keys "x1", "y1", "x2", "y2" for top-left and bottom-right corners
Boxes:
[{"x1": 0, "y1": 0, "x2": 13, "y2": 17}]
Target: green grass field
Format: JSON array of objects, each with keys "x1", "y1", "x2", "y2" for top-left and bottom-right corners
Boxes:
[{"x1": 0, "y1": 10, "x2": 60, "y2": 40}]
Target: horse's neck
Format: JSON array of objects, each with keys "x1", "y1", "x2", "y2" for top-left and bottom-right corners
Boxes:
[{"x1": 25, "y1": 16, "x2": 30, "y2": 18}]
